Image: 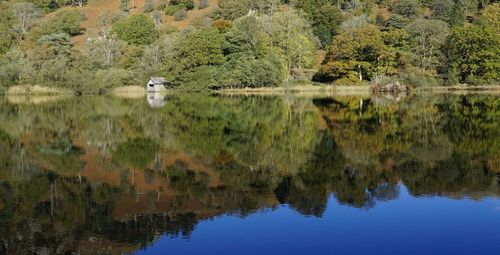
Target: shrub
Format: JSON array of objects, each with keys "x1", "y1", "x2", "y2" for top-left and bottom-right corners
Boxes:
[
  {"x1": 165, "y1": 4, "x2": 182, "y2": 15},
  {"x1": 199, "y1": 0, "x2": 209, "y2": 9},
  {"x1": 170, "y1": 0, "x2": 195, "y2": 10},
  {"x1": 112, "y1": 14, "x2": 159, "y2": 45},
  {"x1": 144, "y1": 0, "x2": 155, "y2": 13},
  {"x1": 400, "y1": 67, "x2": 440, "y2": 86},
  {"x1": 174, "y1": 8, "x2": 187, "y2": 21},
  {"x1": 212, "y1": 19, "x2": 232, "y2": 32}
]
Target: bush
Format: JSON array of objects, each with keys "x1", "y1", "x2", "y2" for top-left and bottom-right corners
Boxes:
[
  {"x1": 400, "y1": 67, "x2": 440, "y2": 86},
  {"x1": 165, "y1": 4, "x2": 182, "y2": 15},
  {"x1": 112, "y1": 14, "x2": 159, "y2": 45},
  {"x1": 144, "y1": 0, "x2": 155, "y2": 13},
  {"x1": 174, "y1": 8, "x2": 187, "y2": 21},
  {"x1": 170, "y1": 0, "x2": 195, "y2": 10},
  {"x1": 94, "y1": 68, "x2": 134, "y2": 88}
]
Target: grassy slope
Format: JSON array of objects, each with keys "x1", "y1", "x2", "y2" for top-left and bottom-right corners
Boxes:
[{"x1": 71, "y1": 0, "x2": 219, "y2": 46}]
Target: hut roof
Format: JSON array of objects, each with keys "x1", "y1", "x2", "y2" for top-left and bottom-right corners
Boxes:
[{"x1": 149, "y1": 77, "x2": 167, "y2": 84}]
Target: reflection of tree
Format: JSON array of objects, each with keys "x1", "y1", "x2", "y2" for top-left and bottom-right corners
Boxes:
[
  {"x1": 113, "y1": 137, "x2": 159, "y2": 169},
  {"x1": 0, "y1": 94, "x2": 498, "y2": 253}
]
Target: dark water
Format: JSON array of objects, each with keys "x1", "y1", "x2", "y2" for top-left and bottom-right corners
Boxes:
[{"x1": 0, "y1": 93, "x2": 498, "y2": 255}]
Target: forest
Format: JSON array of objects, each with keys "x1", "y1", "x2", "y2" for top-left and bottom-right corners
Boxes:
[{"x1": 0, "y1": 0, "x2": 498, "y2": 93}]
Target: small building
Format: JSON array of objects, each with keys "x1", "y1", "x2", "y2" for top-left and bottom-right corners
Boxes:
[{"x1": 146, "y1": 77, "x2": 168, "y2": 93}]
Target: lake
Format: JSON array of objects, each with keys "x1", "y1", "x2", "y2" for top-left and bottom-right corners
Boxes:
[{"x1": 0, "y1": 93, "x2": 498, "y2": 255}]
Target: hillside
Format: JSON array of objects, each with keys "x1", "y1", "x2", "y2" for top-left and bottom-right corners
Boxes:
[
  {"x1": 0, "y1": 0, "x2": 498, "y2": 92},
  {"x1": 73, "y1": 0, "x2": 219, "y2": 45}
]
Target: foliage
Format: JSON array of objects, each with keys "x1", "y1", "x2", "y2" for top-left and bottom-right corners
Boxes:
[
  {"x1": 444, "y1": 24, "x2": 500, "y2": 84},
  {"x1": 173, "y1": 8, "x2": 187, "y2": 21},
  {"x1": 112, "y1": 14, "x2": 159, "y2": 45},
  {"x1": 37, "y1": 32, "x2": 73, "y2": 55},
  {"x1": 29, "y1": 9, "x2": 86, "y2": 40},
  {"x1": 0, "y1": 3, "x2": 15, "y2": 55},
  {"x1": 295, "y1": 0, "x2": 344, "y2": 47},
  {"x1": 405, "y1": 19, "x2": 450, "y2": 70},
  {"x1": 315, "y1": 25, "x2": 398, "y2": 83},
  {"x1": 144, "y1": 0, "x2": 155, "y2": 13},
  {"x1": 170, "y1": 0, "x2": 195, "y2": 10},
  {"x1": 393, "y1": 0, "x2": 421, "y2": 19},
  {"x1": 12, "y1": 2, "x2": 42, "y2": 40}
]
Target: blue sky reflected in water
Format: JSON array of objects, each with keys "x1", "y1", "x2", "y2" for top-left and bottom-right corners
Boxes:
[{"x1": 136, "y1": 185, "x2": 500, "y2": 255}]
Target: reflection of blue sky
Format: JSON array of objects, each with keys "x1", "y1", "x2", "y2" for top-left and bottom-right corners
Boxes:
[{"x1": 135, "y1": 185, "x2": 500, "y2": 255}]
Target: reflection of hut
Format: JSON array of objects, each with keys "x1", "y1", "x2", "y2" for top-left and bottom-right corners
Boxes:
[
  {"x1": 147, "y1": 93, "x2": 167, "y2": 108},
  {"x1": 146, "y1": 77, "x2": 168, "y2": 93}
]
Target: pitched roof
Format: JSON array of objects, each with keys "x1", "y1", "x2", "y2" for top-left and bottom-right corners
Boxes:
[{"x1": 150, "y1": 77, "x2": 167, "y2": 84}]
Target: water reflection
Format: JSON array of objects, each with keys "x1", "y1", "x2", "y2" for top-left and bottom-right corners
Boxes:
[{"x1": 0, "y1": 93, "x2": 498, "y2": 254}]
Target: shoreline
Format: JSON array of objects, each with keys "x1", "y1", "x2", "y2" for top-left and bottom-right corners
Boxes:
[{"x1": 1, "y1": 84, "x2": 499, "y2": 96}]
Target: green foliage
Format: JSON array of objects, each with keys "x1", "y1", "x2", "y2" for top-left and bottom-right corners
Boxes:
[
  {"x1": 94, "y1": 68, "x2": 133, "y2": 88},
  {"x1": 316, "y1": 25, "x2": 398, "y2": 83},
  {"x1": 405, "y1": 19, "x2": 450, "y2": 70},
  {"x1": 393, "y1": 0, "x2": 421, "y2": 19},
  {"x1": 37, "y1": 32, "x2": 73, "y2": 55},
  {"x1": 295, "y1": 1, "x2": 344, "y2": 47},
  {"x1": 445, "y1": 24, "x2": 500, "y2": 84},
  {"x1": 0, "y1": 4, "x2": 15, "y2": 55},
  {"x1": 386, "y1": 14, "x2": 411, "y2": 28},
  {"x1": 170, "y1": 27, "x2": 225, "y2": 88},
  {"x1": 170, "y1": 0, "x2": 195, "y2": 10},
  {"x1": 165, "y1": 4, "x2": 183, "y2": 15},
  {"x1": 431, "y1": 0, "x2": 465, "y2": 26},
  {"x1": 112, "y1": 14, "x2": 159, "y2": 45},
  {"x1": 30, "y1": 9, "x2": 86, "y2": 40},
  {"x1": 177, "y1": 27, "x2": 225, "y2": 69},
  {"x1": 217, "y1": 0, "x2": 249, "y2": 20}
]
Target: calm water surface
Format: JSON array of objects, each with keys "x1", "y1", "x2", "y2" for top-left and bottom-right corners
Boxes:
[{"x1": 0, "y1": 93, "x2": 498, "y2": 255}]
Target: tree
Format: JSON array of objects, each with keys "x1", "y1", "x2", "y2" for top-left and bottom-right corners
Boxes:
[
  {"x1": 315, "y1": 25, "x2": 396, "y2": 83},
  {"x1": 37, "y1": 33, "x2": 73, "y2": 55},
  {"x1": 405, "y1": 19, "x2": 450, "y2": 70},
  {"x1": 85, "y1": 29, "x2": 126, "y2": 67},
  {"x1": 112, "y1": 14, "x2": 159, "y2": 45},
  {"x1": 0, "y1": 4, "x2": 15, "y2": 55},
  {"x1": 393, "y1": 0, "x2": 421, "y2": 19},
  {"x1": 169, "y1": 27, "x2": 225, "y2": 87},
  {"x1": 431, "y1": 0, "x2": 465, "y2": 26},
  {"x1": 295, "y1": 1, "x2": 344, "y2": 47},
  {"x1": 445, "y1": 24, "x2": 500, "y2": 83},
  {"x1": 30, "y1": 10, "x2": 86, "y2": 40},
  {"x1": 481, "y1": 3, "x2": 499, "y2": 32},
  {"x1": 269, "y1": 10, "x2": 317, "y2": 80},
  {"x1": 12, "y1": 2, "x2": 42, "y2": 40},
  {"x1": 218, "y1": 0, "x2": 250, "y2": 20},
  {"x1": 177, "y1": 27, "x2": 225, "y2": 69}
]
